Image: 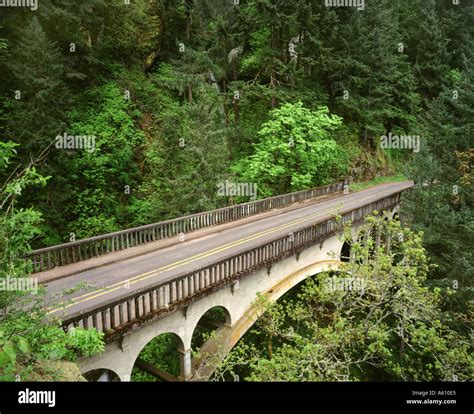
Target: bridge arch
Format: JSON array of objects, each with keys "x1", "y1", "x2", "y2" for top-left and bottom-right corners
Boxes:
[
  {"x1": 340, "y1": 241, "x2": 352, "y2": 262},
  {"x1": 338, "y1": 221, "x2": 366, "y2": 263},
  {"x1": 191, "y1": 304, "x2": 232, "y2": 329},
  {"x1": 131, "y1": 331, "x2": 185, "y2": 381},
  {"x1": 191, "y1": 247, "x2": 343, "y2": 380},
  {"x1": 340, "y1": 210, "x2": 399, "y2": 264},
  {"x1": 79, "y1": 321, "x2": 188, "y2": 382},
  {"x1": 189, "y1": 306, "x2": 232, "y2": 369}
]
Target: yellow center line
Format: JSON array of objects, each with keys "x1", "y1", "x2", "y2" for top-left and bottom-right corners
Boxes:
[
  {"x1": 47, "y1": 189, "x2": 392, "y2": 314},
  {"x1": 47, "y1": 204, "x2": 337, "y2": 311},
  {"x1": 47, "y1": 199, "x2": 345, "y2": 310},
  {"x1": 48, "y1": 204, "x2": 341, "y2": 313}
]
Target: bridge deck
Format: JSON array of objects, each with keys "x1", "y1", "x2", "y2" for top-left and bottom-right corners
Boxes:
[{"x1": 44, "y1": 181, "x2": 413, "y2": 319}]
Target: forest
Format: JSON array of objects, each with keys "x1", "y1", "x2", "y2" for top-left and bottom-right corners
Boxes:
[{"x1": 0, "y1": 0, "x2": 472, "y2": 382}]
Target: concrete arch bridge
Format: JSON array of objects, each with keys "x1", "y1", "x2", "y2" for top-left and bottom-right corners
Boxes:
[{"x1": 29, "y1": 181, "x2": 413, "y2": 381}]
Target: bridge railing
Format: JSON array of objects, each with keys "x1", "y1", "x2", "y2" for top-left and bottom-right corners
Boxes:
[
  {"x1": 25, "y1": 181, "x2": 348, "y2": 273},
  {"x1": 60, "y1": 192, "x2": 400, "y2": 339}
]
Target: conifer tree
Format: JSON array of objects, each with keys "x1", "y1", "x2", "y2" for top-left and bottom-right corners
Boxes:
[
  {"x1": 6, "y1": 17, "x2": 70, "y2": 155},
  {"x1": 397, "y1": 0, "x2": 450, "y2": 102},
  {"x1": 404, "y1": 67, "x2": 474, "y2": 322},
  {"x1": 328, "y1": 0, "x2": 419, "y2": 143}
]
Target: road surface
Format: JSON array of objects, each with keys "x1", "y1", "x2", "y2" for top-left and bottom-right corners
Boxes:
[{"x1": 43, "y1": 181, "x2": 413, "y2": 319}]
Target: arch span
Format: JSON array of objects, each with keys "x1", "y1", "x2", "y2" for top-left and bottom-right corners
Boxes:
[
  {"x1": 190, "y1": 306, "x2": 232, "y2": 371},
  {"x1": 192, "y1": 305, "x2": 232, "y2": 331},
  {"x1": 79, "y1": 323, "x2": 188, "y2": 382},
  {"x1": 131, "y1": 332, "x2": 185, "y2": 381},
  {"x1": 340, "y1": 241, "x2": 352, "y2": 262},
  {"x1": 191, "y1": 258, "x2": 341, "y2": 380}
]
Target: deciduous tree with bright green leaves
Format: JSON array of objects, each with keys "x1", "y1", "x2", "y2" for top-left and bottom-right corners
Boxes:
[{"x1": 233, "y1": 102, "x2": 348, "y2": 197}]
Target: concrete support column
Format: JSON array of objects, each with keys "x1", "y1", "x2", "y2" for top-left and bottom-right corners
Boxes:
[
  {"x1": 119, "y1": 373, "x2": 131, "y2": 382},
  {"x1": 178, "y1": 349, "x2": 192, "y2": 381},
  {"x1": 97, "y1": 371, "x2": 111, "y2": 382}
]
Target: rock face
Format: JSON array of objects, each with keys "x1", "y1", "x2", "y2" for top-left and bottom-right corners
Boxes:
[{"x1": 27, "y1": 360, "x2": 87, "y2": 382}]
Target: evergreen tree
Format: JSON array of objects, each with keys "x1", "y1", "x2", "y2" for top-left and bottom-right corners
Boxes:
[
  {"x1": 6, "y1": 17, "x2": 70, "y2": 155},
  {"x1": 397, "y1": 0, "x2": 450, "y2": 103},
  {"x1": 404, "y1": 67, "x2": 474, "y2": 327},
  {"x1": 327, "y1": 0, "x2": 419, "y2": 143}
]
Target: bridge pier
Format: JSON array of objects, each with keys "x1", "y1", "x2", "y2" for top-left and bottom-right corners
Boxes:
[
  {"x1": 178, "y1": 349, "x2": 193, "y2": 381},
  {"x1": 97, "y1": 371, "x2": 111, "y2": 382},
  {"x1": 119, "y1": 373, "x2": 131, "y2": 382}
]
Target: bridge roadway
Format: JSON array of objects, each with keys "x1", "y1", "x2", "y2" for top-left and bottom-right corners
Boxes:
[{"x1": 44, "y1": 181, "x2": 413, "y2": 320}]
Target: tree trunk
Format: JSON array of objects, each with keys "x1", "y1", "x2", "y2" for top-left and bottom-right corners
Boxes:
[
  {"x1": 232, "y1": 58, "x2": 240, "y2": 125},
  {"x1": 271, "y1": 73, "x2": 278, "y2": 109},
  {"x1": 270, "y1": 27, "x2": 278, "y2": 108},
  {"x1": 234, "y1": 98, "x2": 240, "y2": 125},
  {"x1": 223, "y1": 78, "x2": 230, "y2": 127},
  {"x1": 186, "y1": 3, "x2": 192, "y2": 105},
  {"x1": 188, "y1": 85, "x2": 193, "y2": 105}
]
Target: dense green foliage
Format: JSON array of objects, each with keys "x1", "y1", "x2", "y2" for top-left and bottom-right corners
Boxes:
[
  {"x1": 65, "y1": 82, "x2": 145, "y2": 239},
  {"x1": 0, "y1": 144, "x2": 104, "y2": 381},
  {"x1": 214, "y1": 215, "x2": 472, "y2": 381},
  {"x1": 131, "y1": 333, "x2": 181, "y2": 381},
  {"x1": 233, "y1": 102, "x2": 348, "y2": 196}
]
